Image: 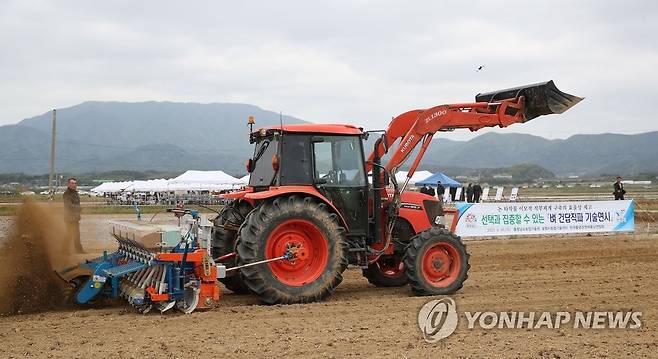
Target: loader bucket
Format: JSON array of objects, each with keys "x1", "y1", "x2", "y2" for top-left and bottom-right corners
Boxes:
[{"x1": 475, "y1": 80, "x2": 583, "y2": 121}]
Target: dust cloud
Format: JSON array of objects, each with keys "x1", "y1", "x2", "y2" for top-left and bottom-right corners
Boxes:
[{"x1": 0, "y1": 201, "x2": 80, "y2": 315}]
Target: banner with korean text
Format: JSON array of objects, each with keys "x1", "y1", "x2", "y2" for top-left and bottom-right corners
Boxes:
[{"x1": 455, "y1": 200, "x2": 634, "y2": 237}]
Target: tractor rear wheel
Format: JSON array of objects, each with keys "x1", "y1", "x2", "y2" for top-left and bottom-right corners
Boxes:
[
  {"x1": 237, "y1": 195, "x2": 348, "y2": 304},
  {"x1": 211, "y1": 200, "x2": 252, "y2": 294},
  {"x1": 403, "y1": 228, "x2": 470, "y2": 296},
  {"x1": 362, "y1": 255, "x2": 408, "y2": 287}
]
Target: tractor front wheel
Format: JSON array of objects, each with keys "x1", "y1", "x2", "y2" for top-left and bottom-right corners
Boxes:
[
  {"x1": 237, "y1": 196, "x2": 348, "y2": 304},
  {"x1": 403, "y1": 228, "x2": 470, "y2": 296}
]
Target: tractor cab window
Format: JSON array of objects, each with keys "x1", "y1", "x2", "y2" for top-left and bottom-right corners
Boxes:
[
  {"x1": 248, "y1": 135, "x2": 279, "y2": 187},
  {"x1": 312, "y1": 136, "x2": 366, "y2": 187},
  {"x1": 280, "y1": 134, "x2": 313, "y2": 185}
]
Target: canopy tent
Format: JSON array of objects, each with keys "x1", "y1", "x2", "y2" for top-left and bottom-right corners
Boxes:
[
  {"x1": 92, "y1": 170, "x2": 245, "y2": 194},
  {"x1": 167, "y1": 182, "x2": 236, "y2": 191},
  {"x1": 91, "y1": 181, "x2": 133, "y2": 194},
  {"x1": 126, "y1": 179, "x2": 169, "y2": 192},
  {"x1": 167, "y1": 170, "x2": 243, "y2": 191},
  {"x1": 415, "y1": 172, "x2": 461, "y2": 188},
  {"x1": 394, "y1": 170, "x2": 433, "y2": 186},
  {"x1": 170, "y1": 170, "x2": 241, "y2": 184},
  {"x1": 237, "y1": 174, "x2": 250, "y2": 185}
]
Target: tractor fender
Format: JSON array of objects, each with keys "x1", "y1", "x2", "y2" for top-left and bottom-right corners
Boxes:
[
  {"x1": 239, "y1": 185, "x2": 350, "y2": 230},
  {"x1": 397, "y1": 191, "x2": 439, "y2": 234}
]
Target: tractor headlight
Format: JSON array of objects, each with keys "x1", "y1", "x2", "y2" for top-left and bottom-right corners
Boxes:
[{"x1": 435, "y1": 215, "x2": 445, "y2": 225}]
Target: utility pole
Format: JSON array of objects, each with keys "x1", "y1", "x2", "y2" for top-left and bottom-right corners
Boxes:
[{"x1": 48, "y1": 109, "x2": 56, "y2": 200}]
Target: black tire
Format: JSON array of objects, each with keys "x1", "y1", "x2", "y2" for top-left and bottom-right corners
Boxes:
[
  {"x1": 362, "y1": 219, "x2": 415, "y2": 287},
  {"x1": 362, "y1": 255, "x2": 408, "y2": 287},
  {"x1": 237, "y1": 195, "x2": 348, "y2": 304},
  {"x1": 211, "y1": 200, "x2": 253, "y2": 294},
  {"x1": 403, "y1": 228, "x2": 470, "y2": 296}
]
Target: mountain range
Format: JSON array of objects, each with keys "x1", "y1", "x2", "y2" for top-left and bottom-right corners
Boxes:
[
  {"x1": 421, "y1": 131, "x2": 658, "y2": 176},
  {"x1": 0, "y1": 101, "x2": 656, "y2": 177},
  {"x1": 0, "y1": 101, "x2": 304, "y2": 175}
]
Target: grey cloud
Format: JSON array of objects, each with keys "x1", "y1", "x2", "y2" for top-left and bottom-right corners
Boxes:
[{"x1": 0, "y1": 0, "x2": 656, "y2": 141}]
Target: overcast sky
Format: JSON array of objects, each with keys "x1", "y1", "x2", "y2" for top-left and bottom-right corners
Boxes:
[{"x1": 1, "y1": 0, "x2": 656, "y2": 140}]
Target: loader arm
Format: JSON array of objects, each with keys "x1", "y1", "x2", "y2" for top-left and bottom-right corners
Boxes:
[
  {"x1": 368, "y1": 80, "x2": 582, "y2": 185},
  {"x1": 383, "y1": 98, "x2": 526, "y2": 177}
]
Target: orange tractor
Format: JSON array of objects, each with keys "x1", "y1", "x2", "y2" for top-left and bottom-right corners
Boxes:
[{"x1": 213, "y1": 81, "x2": 582, "y2": 304}]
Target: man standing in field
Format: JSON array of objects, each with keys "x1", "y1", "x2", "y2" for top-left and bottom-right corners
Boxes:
[
  {"x1": 613, "y1": 176, "x2": 626, "y2": 200},
  {"x1": 436, "y1": 181, "x2": 445, "y2": 202},
  {"x1": 63, "y1": 177, "x2": 84, "y2": 253},
  {"x1": 473, "y1": 182, "x2": 483, "y2": 203},
  {"x1": 466, "y1": 183, "x2": 474, "y2": 203}
]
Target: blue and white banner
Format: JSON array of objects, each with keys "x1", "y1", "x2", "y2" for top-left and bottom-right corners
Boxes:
[{"x1": 455, "y1": 200, "x2": 634, "y2": 237}]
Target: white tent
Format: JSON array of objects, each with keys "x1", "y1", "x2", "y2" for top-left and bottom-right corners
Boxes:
[
  {"x1": 91, "y1": 181, "x2": 134, "y2": 194},
  {"x1": 237, "y1": 174, "x2": 250, "y2": 185},
  {"x1": 91, "y1": 170, "x2": 245, "y2": 194},
  {"x1": 127, "y1": 179, "x2": 170, "y2": 192},
  {"x1": 395, "y1": 170, "x2": 433, "y2": 187},
  {"x1": 167, "y1": 170, "x2": 243, "y2": 191}
]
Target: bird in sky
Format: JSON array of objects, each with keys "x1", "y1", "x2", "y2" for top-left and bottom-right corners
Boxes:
[{"x1": 476, "y1": 65, "x2": 485, "y2": 72}]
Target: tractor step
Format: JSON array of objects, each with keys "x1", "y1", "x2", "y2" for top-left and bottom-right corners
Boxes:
[{"x1": 347, "y1": 238, "x2": 370, "y2": 268}]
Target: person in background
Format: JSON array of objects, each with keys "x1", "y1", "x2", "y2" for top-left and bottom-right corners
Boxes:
[
  {"x1": 473, "y1": 182, "x2": 483, "y2": 203},
  {"x1": 436, "y1": 181, "x2": 445, "y2": 201},
  {"x1": 427, "y1": 185, "x2": 435, "y2": 197},
  {"x1": 420, "y1": 184, "x2": 430, "y2": 195},
  {"x1": 459, "y1": 185, "x2": 466, "y2": 201},
  {"x1": 613, "y1": 176, "x2": 626, "y2": 200},
  {"x1": 449, "y1": 186, "x2": 457, "y2": 202},
  {"x1": 63, "y1": 177, "x2": 84, "y2": 253},
  {"x1": 466, "y1": 183, "x2": 474, "y2": 203}
]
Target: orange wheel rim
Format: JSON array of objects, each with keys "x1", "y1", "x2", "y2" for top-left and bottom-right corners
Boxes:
[
  {"x1": 265, "y1": 219, "x2": 329, "y2": 287},
  {"x1": 421, "y1": 242, "x2": 461, "y2": 287}
]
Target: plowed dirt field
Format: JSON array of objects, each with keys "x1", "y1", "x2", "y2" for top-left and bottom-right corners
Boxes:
[{"x1": 0, "y1": 215, "x2": 656, "y2": 358}]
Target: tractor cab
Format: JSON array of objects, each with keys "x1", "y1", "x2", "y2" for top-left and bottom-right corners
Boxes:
[{"x1": 246, "y1": 124, "x2": 370, "y2": 235}]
